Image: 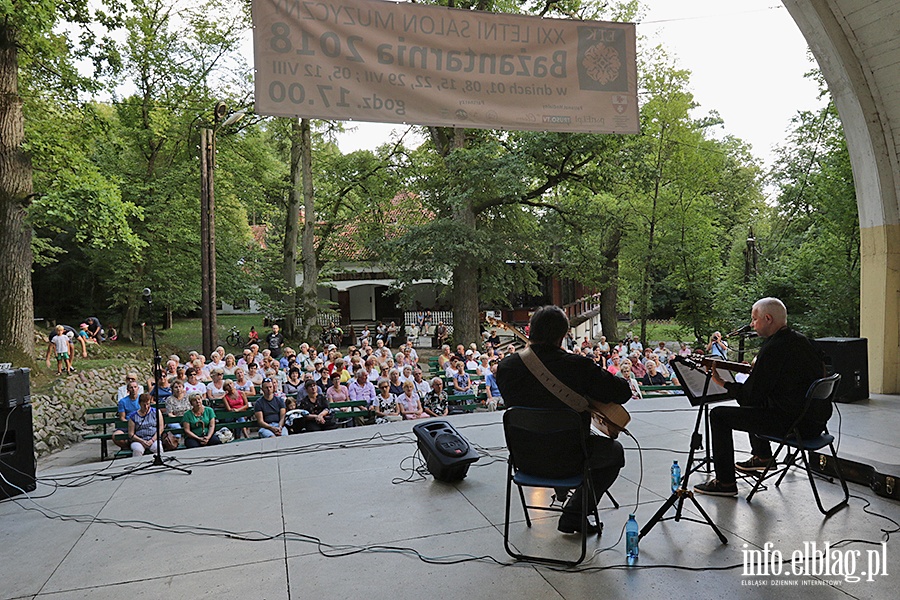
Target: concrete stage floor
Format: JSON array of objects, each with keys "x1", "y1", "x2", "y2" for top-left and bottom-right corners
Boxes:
[{"x1": 3, "y1": 393, "x2": 899, "y2": 600}]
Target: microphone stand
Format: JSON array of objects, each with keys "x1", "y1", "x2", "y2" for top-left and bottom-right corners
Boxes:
[{"x1": 112, "y1": 291, "x2": 191, "y2": 479}]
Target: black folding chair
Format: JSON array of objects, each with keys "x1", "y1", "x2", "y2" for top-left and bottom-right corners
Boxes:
[
  {"x1": 503, "y1": 407, "x2": 602, "y2": 566},
  {"x1": 746, "y1": 373, "x2": 849, "y2": 517}
]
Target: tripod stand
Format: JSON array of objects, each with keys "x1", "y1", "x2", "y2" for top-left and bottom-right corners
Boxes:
[
  {"x1": 639, "y1": 357, "x2": 727, "y2": 544},
  {"x1": 112, "y1": 289, "x2": 191, "y2": 479}
]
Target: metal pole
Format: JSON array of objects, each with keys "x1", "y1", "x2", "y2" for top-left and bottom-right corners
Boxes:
[
  {"x1": 208, "y1": 127, "x2": 218, "y2": 354},
  {"x1": 200, "y1": 127, "x2": 212, "y2": 357}
]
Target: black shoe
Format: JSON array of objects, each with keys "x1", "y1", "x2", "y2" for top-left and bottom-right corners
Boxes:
[
  {"x1": 735, "y1": 456, "x2": 774, "y2": 473},
  {"x1": 557, "y1": 514, "x2": 603, "y2": 535},
  {"x1": 694, "y1": 479, "x2": 738, "y2": 497}
]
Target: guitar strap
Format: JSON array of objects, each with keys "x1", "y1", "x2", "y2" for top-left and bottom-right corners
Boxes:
[{"x1": 518, "y1": 347, "x2": 589, "y2": 412}]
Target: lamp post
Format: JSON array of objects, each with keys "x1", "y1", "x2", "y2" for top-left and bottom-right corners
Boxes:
[{"x1": 199, "y1": 102, "x2": 244, "y2": 357}]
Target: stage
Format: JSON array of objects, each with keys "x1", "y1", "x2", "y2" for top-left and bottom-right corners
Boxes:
[{"x1": 3, "y1": 393, "x2": 899, "y2": 599}]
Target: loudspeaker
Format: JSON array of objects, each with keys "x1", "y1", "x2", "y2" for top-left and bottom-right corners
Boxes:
[
  {"x1": 0, "y1": 368, "x2": 36, "y2": 499},
  {"x1": 813, "y1": 337, "x2": 869, "y2": 403},
  {"x1": 413, "y1": 420, "x2": 479, "y2": 482}
]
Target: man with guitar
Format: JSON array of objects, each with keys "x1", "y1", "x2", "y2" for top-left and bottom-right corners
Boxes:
[
  {"x1": 497, "y1": 305, "x2": 632, "y2": 535},
  {"x1": 694, "y1": 297, "x2": 828, "y2": 497}
]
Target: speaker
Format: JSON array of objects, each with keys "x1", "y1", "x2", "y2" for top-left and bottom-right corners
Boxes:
[
  {"x1": 413, "y1": 420, "x2": 479, "y2": 482},
  {"x1": 813, "y1": 337, "x2": 869, "y2": 403},
  {"x1": 0, "y1": 368, "x2": 36, "y2": 499}
]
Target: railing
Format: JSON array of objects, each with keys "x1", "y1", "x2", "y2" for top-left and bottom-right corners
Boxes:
[
  {"x1": 563, "y1": 293, "x2": 602, "y2": 321},
  {"x1": 403, "y1": 310, "x2": 453, "y2": 327}
]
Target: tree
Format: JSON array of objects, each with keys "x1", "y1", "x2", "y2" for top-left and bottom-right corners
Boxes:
[
  {"x1": 746, "y1": 86, "x2": 859, "y2": 337},
  {"x1": 0, "y1": 0, "x2": 122, "y2": 362}
]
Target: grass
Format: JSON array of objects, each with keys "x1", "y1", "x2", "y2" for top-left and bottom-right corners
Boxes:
[
  {"x1": 618, "y1": 320, "x2": 695, "y2": 344},
  {"x1": 152, "y1": 314, "x2": 264, "y2": 354}
]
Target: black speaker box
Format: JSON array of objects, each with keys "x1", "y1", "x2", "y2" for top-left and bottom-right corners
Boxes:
[
  {"x1": 0, "y1": 368, "x2": 36, "y2": 499},
  {"x1": 813, "y1": 337, "x2": 869, "y2": 403},
  {"x1": 413, "y1": 420, "x2": 479, "y2": 482}
]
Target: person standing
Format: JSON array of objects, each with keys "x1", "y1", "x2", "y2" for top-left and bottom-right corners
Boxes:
[
  {"x1": 706, "y1": 331, "x2": 729, "y2": 359},
  {"x1": 266, "y1": 324, "x2": 285, "y2": 359},
  {"x1": 46, "y1": 325, "x2": 75, "y2": 375},
  {"x1": 497, "y1": 305, "x2": 632, "y2": 534}
]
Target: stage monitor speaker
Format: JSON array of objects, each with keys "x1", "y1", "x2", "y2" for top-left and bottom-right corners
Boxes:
[
  {"x1": 813, "y1": 337, "x2": 869, "y2": 403},
  {"x1": 413, "y1": 420, "x2": 479, "y2": 482},
  {"x1": 0, "y1": 368, "x2": 36, "y2": 499}
]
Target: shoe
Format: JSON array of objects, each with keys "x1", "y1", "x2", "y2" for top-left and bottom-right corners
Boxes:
[
  {"x1": 694, "y1": 479, "x2": 738, "y2": 497},
  {"x1": 557, "y1": 513, "x2": 603, "y2": 535},
  {"x1": 68, "y1": 367, "x2": 77, "y2": 373},
  {"x1": 735, "y1": 456, "x2": 774, "y2": 473}
]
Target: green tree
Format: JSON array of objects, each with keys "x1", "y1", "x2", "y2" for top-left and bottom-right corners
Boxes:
[
  {"x1": 0, "y1": 0, "x2": 121, "y2": 362},
  {"x1": 749, "y1": 91, "x2": 859, "y2": 337}
]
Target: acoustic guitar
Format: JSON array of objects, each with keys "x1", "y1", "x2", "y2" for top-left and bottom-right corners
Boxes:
[{"x1": 485, "y1": 316, "x2": 631, "y2": 438}]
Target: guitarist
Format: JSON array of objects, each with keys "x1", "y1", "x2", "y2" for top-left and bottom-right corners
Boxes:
[
  {"x1": 694, "y1": 297, "x2": 828, "y2": 497},
  {"x1": 497, "y1": 305, "x2": 632, "y2": 535}
]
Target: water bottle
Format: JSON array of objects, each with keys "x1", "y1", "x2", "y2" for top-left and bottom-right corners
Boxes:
[
  {"x1": 626, "y1": 513, "x2": 639, "y2": 564},
  {"x1": 671, "y1": 460, "x2": 682, "y2": 493}
]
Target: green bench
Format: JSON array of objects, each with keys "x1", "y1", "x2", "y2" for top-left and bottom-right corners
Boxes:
[
  {"x1": 329, "y1": 400, "x2": 373, "y2": 425},
  {"x1": 86, "y1": 406, "x2": 257, "y2": 460},
  {"x1": 639, "y1": 384, "x2": 684, "y2": 398}
]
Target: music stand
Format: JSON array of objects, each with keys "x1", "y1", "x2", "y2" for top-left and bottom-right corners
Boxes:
[
  {"x1": 639, "y1": 356, "x2": 731, "y2": 544},
  {"x1": 112, "y1": 289, "x2": 192, "y2": 479}
]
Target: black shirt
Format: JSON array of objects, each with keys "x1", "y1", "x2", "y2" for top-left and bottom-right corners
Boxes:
[
  {"x1": 724, "y1": 327, "x2": 828, "y2": 426},
  {"x1": 266, "y1": 332, "x2": 285, "y2": 357},
  {"x1": 496, "y1": 345, "x2": 632, "y2": 431}
]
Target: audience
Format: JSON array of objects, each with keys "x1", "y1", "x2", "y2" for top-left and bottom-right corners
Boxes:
[{"x1": 95, "y1": 319, "x2": 695, "y2": 454}]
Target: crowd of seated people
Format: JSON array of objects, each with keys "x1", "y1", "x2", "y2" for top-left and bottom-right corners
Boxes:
[
  {"x1": 109, "y1": 321, "x2": 692, "y2": 454},
  {"x1": 566, "y1": 336, "x2": 687, "y2": 397}
]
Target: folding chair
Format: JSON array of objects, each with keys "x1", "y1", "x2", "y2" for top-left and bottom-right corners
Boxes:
[
  {"x1": 503, "y1": 406, "x2": 602, "y2": 566},
  {"x1": 746, "y1": 373, "x2": 849, "y2": 517}
]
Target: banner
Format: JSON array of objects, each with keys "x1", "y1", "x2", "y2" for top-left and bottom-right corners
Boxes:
[{"x1": 252, "y1": 0, "x2": 638, "y2": 134}]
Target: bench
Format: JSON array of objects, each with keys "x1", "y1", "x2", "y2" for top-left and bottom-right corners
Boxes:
[
  {"x1": 329, "y1": 400, "x2": 373, "y2": 425},
  {"x1": 446, "y1": 392, "x2": 491, "y2": 413},
  {"x1": 85, "y1": 407, "x2": 258, "y2": 460},
  {"x1": 639, "y1": 384, "x2": 684, "y2": 398}
]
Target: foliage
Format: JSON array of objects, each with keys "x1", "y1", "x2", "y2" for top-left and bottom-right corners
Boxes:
[{"x1": 747, "y1": 92, "x2": 859, "y2": 337}]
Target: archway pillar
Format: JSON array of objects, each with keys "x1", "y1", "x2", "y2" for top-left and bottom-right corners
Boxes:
[{"x1": 860, "y1": 225, "x2": 900, "y2": 393}]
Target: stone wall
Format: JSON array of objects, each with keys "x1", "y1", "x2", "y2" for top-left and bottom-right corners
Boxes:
[{"x1": 31, "y1": 363, "x2": 147, "y2": 457}]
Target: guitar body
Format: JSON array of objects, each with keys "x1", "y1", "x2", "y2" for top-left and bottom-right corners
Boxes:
[{"x1": 590, "y1": 401, "x2": 631, "y2": 439}]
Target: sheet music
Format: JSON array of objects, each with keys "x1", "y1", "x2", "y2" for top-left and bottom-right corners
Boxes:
[{"x1": 670, "y1": 358, "x2": 737, "y2": 406}]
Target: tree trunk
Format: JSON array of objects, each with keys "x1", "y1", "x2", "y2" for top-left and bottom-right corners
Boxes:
[
  {"x1": 281, "y1": 118, "x2": 302, "y2": 338},
  {"x1": 119, "y1": 302, "x2": 140, "y2": 343},
  {"x1": 0, "y1": 24, "x2": 35, "y2": 364},
  {"x1": 596, "y1": 228, "x2": 622, "y2": 342},
  {"x1": 298, "y1": 118, "x2": 318, "y2": 342}
]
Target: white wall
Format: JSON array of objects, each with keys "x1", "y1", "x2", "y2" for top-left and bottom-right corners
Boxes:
[{"x1": 349, "y1": 286, "x2": 375, "y2": 321}]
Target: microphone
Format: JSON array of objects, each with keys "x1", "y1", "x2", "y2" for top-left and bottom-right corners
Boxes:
[{"x1": 726, "y1": 324, "x2": 752, "y2": 338}]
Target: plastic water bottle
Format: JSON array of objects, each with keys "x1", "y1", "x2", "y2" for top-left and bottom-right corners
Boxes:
[
  {"x1": 626, "y1": 514, "x2": 639, "y2": 564},
  {"x1": 671, "y1": 460, "x2": 682, "y2": 493}
]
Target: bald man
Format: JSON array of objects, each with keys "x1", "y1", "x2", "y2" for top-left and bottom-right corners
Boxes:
[{"x1": 694, "y1": 297, "x2": 828, "y2": 497}]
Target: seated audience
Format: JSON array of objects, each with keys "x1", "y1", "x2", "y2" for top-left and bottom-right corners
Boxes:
[
  {"x1": 127, "y1": 393, "x2": 164, "y2": 457},
  {"x1": 254, "y1": 378, "x2": 287, "y2": 438},
  {"x1": 397, "y1": 380, "x2": 428, "y2": 420},
  {"x1": 182, "y1": 393, "x2": 221, "y2": 449}
]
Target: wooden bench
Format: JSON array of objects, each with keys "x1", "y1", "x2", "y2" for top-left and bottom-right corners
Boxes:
[
  {"x1": 85, "y1": 407, "x2": 258, "y2": 460},
  {"x1": 446, "y1": 392, "x2": 491, "y2": 413},
  {"x1": 639, "y1": 384, "x2": 684, "y2": 398},
  {"x1": 329, "y1": 400, "x2": 373, "y2": 425}
]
